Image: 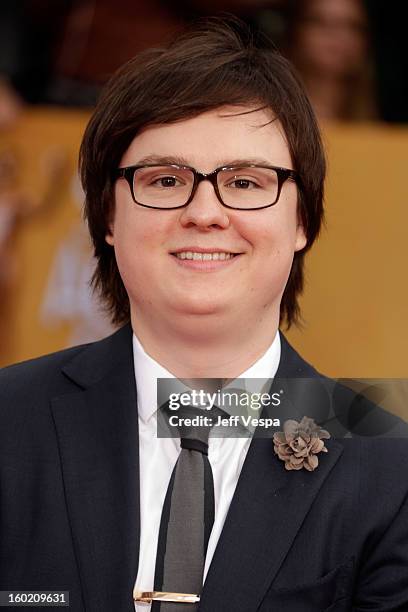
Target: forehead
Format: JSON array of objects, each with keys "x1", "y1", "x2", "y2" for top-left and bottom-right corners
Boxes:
[{"x1": 120, "y1": 106, "x2": 293, "y2": 171}]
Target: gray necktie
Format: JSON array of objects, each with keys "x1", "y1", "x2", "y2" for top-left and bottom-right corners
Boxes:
[{"x1": 152, "y1": 405, "x2": 217, "y2": 611}]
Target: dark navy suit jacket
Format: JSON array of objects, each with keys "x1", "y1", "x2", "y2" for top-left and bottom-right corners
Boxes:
[{"x1": 1, "y1": 324, "x2": 408, "y2": 611}]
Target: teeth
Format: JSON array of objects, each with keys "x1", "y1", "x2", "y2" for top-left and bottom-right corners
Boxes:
[{"x1": 175, "y1": 251, "x2": 235, "y2": 261}]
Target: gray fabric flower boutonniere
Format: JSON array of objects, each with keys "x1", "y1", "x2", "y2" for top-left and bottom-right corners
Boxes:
[{"x1": 273, "y1": 416, "x2": 331, "y2": 471}]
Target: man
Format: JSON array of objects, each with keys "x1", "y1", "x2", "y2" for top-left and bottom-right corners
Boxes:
[{"x1": 1, "y1": 19, "x2": 407, "y2": 612}]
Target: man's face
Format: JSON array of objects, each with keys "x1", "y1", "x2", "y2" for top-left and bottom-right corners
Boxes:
[{"x1": 106, "y1": 106, "x2": 306, "y2": 333}]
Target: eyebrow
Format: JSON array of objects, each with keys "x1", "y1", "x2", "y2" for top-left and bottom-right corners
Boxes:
[
  {"x1": 133, "y1": 155, "x2": 282, "y2": 168},
  {"x1": 135, "y1": 155, "x2": 191, "y2": 166}
]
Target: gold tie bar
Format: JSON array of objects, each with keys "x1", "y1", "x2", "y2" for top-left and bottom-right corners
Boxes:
[{"x1": 134, "y1": 591, "x2": 200, "y2": 604}]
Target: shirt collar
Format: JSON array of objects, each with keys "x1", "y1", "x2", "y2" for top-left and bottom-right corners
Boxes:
[{"x1": 133, "y1": 331, "x2": 281, "y2": 425}]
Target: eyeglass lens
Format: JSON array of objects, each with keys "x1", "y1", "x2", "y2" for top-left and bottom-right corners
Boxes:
[{"x1": 132, "y1": 165, "x2": 281, "y2": 209}]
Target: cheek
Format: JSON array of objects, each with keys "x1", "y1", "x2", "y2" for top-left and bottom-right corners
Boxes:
[
  {"x1": 112, "y1": 213, "x2": 173, "y2": 289},
  {"x1": 113, "y1": 238, "x2": 157, "y2": 309},
  {"x1": 240, "y1": 213, "x2": 299, "y2": 293},
  {"x1": 241, "y1": 211, "x2": 299, "y2": 256},
  {"x1": 113, "y1": 184, "x2": 170, "y2": 244},
  {"x1": 114, "y1": 206, "x2": 169, "y2": 250}
]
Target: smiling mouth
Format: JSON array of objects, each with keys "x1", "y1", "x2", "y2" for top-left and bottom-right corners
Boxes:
[{"x1": 172, "y1": 251, "x2": 240, "y2": 261}]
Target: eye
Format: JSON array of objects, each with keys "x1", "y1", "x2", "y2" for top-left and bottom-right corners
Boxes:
[
  {"x1": 150, "y1": 175, "x2": 185, "y2": 188},
  {"x1": 226, "y1": 177, "x2": 260, "y2": 190}
]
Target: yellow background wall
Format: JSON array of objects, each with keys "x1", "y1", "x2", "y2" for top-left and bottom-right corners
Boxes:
[{"x1": 1, "y1": 110, "x2": 407, "y2": 378}]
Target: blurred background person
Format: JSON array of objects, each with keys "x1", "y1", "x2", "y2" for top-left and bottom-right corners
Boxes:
[{"x1": 283, "y1": 0, "x2": 376, "y2": 121}]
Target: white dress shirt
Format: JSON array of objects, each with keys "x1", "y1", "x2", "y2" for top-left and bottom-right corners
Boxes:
[{"x1": 133, "y1": 333, "x2": 281, "y2": 611}]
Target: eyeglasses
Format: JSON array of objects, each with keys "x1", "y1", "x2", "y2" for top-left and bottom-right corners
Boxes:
[{"x1": 115, "y1": 163, "x2": 299, "y2": 210}]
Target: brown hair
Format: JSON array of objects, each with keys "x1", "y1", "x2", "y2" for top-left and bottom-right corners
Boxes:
[{"x1": 80, "y1": 17, "x2": 325, "y2": 328}]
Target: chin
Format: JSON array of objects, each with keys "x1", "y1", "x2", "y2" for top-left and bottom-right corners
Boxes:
[{"x1": 170, "y1": 297, "x2": 227, "y2": 317}]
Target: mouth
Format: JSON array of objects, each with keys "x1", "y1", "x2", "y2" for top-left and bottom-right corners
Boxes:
[
  {"x1": 171, "y1": 251, "x2": 239, "y2": 261},
  {"x1": 169, "y1": 249, "x2": 243, "y2": 270}
]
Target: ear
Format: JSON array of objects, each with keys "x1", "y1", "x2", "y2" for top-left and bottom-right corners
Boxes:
[
  {"x1": 105, "y1": 222, "x2": 114, "y2": 246},
  {"x1": 295, "y1": 223, "x2": 307, "y2": 252},
  {"x1": 105, "y1": 204, "x2": 115, "y2": 245}
]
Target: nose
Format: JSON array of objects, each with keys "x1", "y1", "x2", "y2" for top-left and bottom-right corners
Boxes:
[{"x1": 178, "y1": 180, "x2": 230, "y2": 230}]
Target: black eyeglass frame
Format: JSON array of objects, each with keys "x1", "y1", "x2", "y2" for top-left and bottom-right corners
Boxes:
[{"x1": 115, "y1": 163, "x2": 300, "y2": 211}]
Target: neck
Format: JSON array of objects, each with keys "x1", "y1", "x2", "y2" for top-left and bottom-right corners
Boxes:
[{"x1": 130, "y1": 308, "x2": 279, "y2": 378}]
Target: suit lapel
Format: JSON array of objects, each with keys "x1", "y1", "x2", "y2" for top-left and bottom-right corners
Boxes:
[
  {"x1": 199, "y1": 334, "x2": 344, "y2": 612},
  {"x1": 51, "y1": 325, "x2": 140, "y2": 612},
  {"x1": 50, "y1": 326, "x2": 344, "y2": 611}
]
